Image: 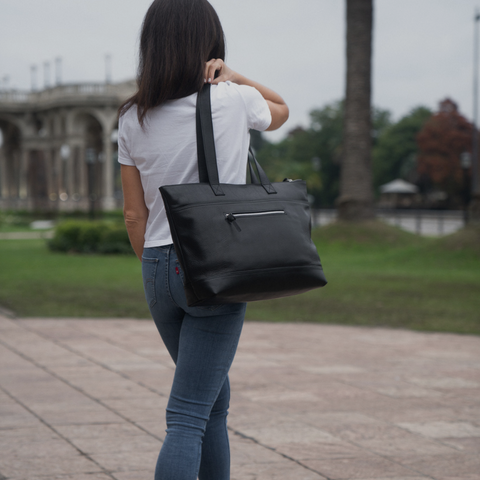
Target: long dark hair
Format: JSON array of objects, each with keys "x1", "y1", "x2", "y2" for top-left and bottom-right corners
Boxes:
[{"x1": 119, "y1": 0, "x2": 225, "y2": 125}]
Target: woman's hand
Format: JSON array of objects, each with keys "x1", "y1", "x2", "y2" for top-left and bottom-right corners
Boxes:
[
  {"x1": 204, "y1": 59, "x2": 289, "y2": 131},
  {"x1": 204, "y1": 59, "x2": 237, "y2": 84}
]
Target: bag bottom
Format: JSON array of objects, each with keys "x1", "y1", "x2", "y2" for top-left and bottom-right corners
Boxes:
[{"x1": 185, "y1": 265, "x2": 327, "y2": 306}]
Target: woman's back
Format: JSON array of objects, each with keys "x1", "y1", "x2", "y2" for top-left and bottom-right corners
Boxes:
[{"x1": 118, "y1": 81, "x2": 271, "y2": 247}]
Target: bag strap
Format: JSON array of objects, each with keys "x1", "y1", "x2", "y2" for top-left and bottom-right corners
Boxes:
[
  {"x1": 196, "y1": 84, "x2": 276, "y2": 195},
  {"x1": 196, "y1": 84, "x2": 224, "y2": 196},
  {"x1": 247, "y1": 148, "x2": 259, "y2": 184}
]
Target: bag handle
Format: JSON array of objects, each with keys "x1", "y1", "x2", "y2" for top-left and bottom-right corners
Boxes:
[
  {"x1": 247, "y1": 147, "x2": 277, "y2": 194},
  {"x1": 196, "y1": 84, "x2": 276, "y2": 195}
]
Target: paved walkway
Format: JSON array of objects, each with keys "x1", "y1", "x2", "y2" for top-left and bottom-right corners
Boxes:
[
  {"x1": 0, "y1": 314, "x2": 479, "y2": 480},
  {"x1": 0, "y1": 231, "x2": 53, "y2": 240}
]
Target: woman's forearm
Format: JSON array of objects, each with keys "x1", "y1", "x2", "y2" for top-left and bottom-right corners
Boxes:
[
  {"x1": 230, "y1": 73, "x2": 286, "y2": 107},
  {"x1": 125, "y1": 215, "x2": 147, "y2": 261},
  {"x1": 230, "y1": 74, "x2": 289, "y2": 130},
  {"x1": 121, "y1": 165, "x2": 149, "y2": 262}
]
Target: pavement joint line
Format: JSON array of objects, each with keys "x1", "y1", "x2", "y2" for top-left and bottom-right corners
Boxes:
[
  {"x1": 232, "y1": 401, "x2": 439, "y2": 480},
  {"x1": 15, "y1": 319, "x2": 334, "y2": 472},
  {"x1": 14, "y1": 318, "x2": 171, "y2": 398},
  {"x1": 66, "y1": 318, "x2": 176, "y2": 372},
  {"x1": 20, "y1": 316, "x2": 176, "y2": 375},
  {"x1": 298, "y1": 375, "x2": 464, "y2": 478},
  {"x1": 0, "y1": 335, "x2": 165, "y2": 444},
  {"x1": 230, "y1": 427, "x2": 332, "y2": 480},
  {"x1": 330, "y1": 370, "x2": 480, "y2": 460},
  {"x1": 0, "y1": 383, "x2": 117, "y2": 480},
  {"x1": 331, "y1": 376, "x2": 478, "y2": 456}
]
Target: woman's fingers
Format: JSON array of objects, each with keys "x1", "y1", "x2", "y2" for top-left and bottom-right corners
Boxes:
[
  {"x1": 204, "y1": 59, "x2": 235, "y2": 84},
  {"x1": 204, "y1": 59, "x2": 223, "y2": 83}
]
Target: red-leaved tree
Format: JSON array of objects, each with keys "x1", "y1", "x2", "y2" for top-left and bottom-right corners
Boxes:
[{"x1": 417, "y1": 99, "x2": 473, "y2": 203}]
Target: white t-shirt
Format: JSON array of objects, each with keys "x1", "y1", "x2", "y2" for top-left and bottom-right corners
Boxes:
[{"x1": 118, "y1": 81, "x2": 272, "y2": 248}]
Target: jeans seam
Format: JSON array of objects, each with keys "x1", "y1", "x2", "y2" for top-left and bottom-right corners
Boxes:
[
  {"x1": 149, "y1": 262, "x2": 158, "y2": 307},
  {"x1": 166, "y1": 245, "x2": 183, "y2": 309}
]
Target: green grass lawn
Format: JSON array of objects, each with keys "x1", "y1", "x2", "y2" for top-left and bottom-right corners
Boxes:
[{"x1": 0, "y1": 221, "x2": 479, "y2": 334}]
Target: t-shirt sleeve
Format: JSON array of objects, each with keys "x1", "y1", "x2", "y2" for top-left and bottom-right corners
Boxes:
[
  {"x1": 236, "y1": 84, "x2": 272, "y2": 132},
  {"x1": 117, "y1": 114, "x2": 136, "y2": 166}
]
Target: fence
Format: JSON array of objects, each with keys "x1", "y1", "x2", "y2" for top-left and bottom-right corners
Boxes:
[{"x1": 311, "y1": 209, "x2": 464, "y2": 237}]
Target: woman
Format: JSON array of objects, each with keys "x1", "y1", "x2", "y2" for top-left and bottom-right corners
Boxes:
[{"x1": 118, "y1": 0, "x2": 288, "y2": 478}]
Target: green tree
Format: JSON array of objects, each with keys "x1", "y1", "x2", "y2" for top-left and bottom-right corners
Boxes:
[
  {"x1": 373, "y1": 106, "x2": 432, "y2": 190},
  {"x1": 256, "y1": 104, "x2": 342, "y2": 207},
  {"x1": 256, "y1": 101, "x2": 391, "y2": 208}
]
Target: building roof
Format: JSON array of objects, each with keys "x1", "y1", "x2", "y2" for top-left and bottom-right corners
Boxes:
[{"x1": 380, "y1": 179, "x2": 419, "y2": 194}]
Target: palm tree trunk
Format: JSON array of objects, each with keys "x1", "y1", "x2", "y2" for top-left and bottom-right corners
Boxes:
[{"x1": 338, "y1": 0, "x2": 374, "y2": 221}]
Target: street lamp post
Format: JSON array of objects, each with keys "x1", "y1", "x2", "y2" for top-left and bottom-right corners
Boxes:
[
  {"x1": 461, "y1": 152, "x2": 472, "y2": 226},
  {"x1": 472, "y1": 10, "x2": 480, "y2": 221}
]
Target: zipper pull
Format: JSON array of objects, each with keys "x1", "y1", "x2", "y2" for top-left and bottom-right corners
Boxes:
[{"x1": 225, "y1": 213, "x2": 241, "y2": 232}]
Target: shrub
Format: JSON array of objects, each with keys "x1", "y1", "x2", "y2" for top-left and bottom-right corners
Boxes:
[
  {"x1": 48, "y1": 221, "x2": 133, "y2": 255},
  {"x1": 98, "y1": 226, "x2": 134, "y2": 254}
]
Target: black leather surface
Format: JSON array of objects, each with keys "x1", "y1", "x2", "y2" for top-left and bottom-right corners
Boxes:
[{"x1": 160, "y1": 84, "x2": 327, "y2": 306}]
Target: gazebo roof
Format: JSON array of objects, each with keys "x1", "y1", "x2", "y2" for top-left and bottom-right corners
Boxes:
[{"x1": 380, "y1": 179, "x2": 419, "y2": 194}]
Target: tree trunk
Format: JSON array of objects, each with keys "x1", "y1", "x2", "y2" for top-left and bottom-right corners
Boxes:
[{"x1": 337, "y1": 0, "x2": 374, "y2": 221}]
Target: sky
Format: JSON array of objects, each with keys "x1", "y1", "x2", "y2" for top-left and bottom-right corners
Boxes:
[{"x1": 0, "y1": 0, "x2": 479, "y2": 141}]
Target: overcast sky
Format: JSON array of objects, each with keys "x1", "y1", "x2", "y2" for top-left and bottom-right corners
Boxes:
[{"x1": 0, "y1": 0, "x2": 479, "y2": 141}]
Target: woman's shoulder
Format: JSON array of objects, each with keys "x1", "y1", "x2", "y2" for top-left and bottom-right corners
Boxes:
[
  {"x1": 213, "y1": 81, "x2": 266, "y2": 109},
  {"x1": 118, "y1": 104, "x2": 140, "y2": 132},
  {"x1": 120, "y1": 103, "x2": 139, "y2": 120}
]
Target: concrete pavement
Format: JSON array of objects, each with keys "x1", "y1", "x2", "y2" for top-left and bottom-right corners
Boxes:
[{"x1": 0, "y1": 314, "x2": 479, "y2": 480}]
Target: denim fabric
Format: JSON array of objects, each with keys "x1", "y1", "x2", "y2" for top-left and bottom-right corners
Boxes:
[{"x1": 142, "y1": 245, "x2": 246, "y2": 480}]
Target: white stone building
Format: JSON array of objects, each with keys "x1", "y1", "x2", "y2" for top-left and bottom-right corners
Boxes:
[{"x1": 0, "y1": 80, "x2": 136, "y2": 211}]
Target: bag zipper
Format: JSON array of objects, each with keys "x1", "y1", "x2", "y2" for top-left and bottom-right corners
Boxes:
[{"x1": 225, "y1": 210, "x2": 285, "y2": 232}]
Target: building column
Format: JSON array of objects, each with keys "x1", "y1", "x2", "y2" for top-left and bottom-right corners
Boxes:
[
  {"x1": 76, "y1": 145, "x2": 88, "y2": 198},
  {"x1": 102, "y1": 131, "x2": 115, "y2": 210},
  {"x1": 66, "y1": 147, "x2": 75, "y2": 197},
  {"x1": 0, "y1": 148, "x2": 8, "y2": 200},
  {"x1": 49, "y1": 148, "x2": 61, "y2": 211},
  {"x1": 19, "y1": 149, "x2": 29, "y2": 202},
  {"x1": 43, "y1": 149, "x2": 53, "y2": 200}
]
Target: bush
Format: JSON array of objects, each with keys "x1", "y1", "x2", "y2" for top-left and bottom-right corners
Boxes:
[{"x1": 48, "y1": 221, "x2": 133, "y2": 255}]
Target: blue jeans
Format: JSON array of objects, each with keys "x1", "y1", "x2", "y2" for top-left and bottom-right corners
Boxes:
[{"x1": 142, "y1": 245, "x2": 246, "y2": 480}]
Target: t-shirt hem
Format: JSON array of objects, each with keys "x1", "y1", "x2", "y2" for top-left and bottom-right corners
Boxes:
[
  {"x1": 118, "y1": 156, "x2": 136, "y2": 166},
  {"x1": 144, "y1": 239, "x2": 174, "y2": 248}
]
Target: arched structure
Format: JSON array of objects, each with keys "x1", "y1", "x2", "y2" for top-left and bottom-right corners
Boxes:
[{"x1": 0, "y1": 80, "x2": 136, "y2": 211}]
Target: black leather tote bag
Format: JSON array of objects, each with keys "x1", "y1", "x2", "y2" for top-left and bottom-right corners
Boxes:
[{"x1": 160, "y1": 84, "x2": 327, "y2": 306}]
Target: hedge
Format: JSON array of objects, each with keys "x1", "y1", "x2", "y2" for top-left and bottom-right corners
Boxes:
[{"x1": 48, "y1": 220, "x2": 134, "y2": 254}]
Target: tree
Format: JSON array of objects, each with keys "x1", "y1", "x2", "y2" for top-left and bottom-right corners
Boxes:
[
  {"x1": 338, "y1": 0, "x2": 374, "y2": 221},
  {"x1": 256, "y1": 126, "x2": 324, "y2": 205},
  {"x1": 256, "y1": 101, "x2": 391, "y2": 208},
  {"x1": 373, "y1": 106, "x2": 432, "y2": 189},
  {"x1": 417, "y1": 99, "x2": 473, "y2": 206},
  {"x1": 256, "y1": 104, "x2": 344, "y2": 208}
]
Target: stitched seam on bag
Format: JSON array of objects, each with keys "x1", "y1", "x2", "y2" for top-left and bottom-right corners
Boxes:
[
  {"x1": 187, "y1": 264, "x2": 323, "y2": 282},
  {"x1": 168, "y1": 199, "x2": 308, "y2": 213}
]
